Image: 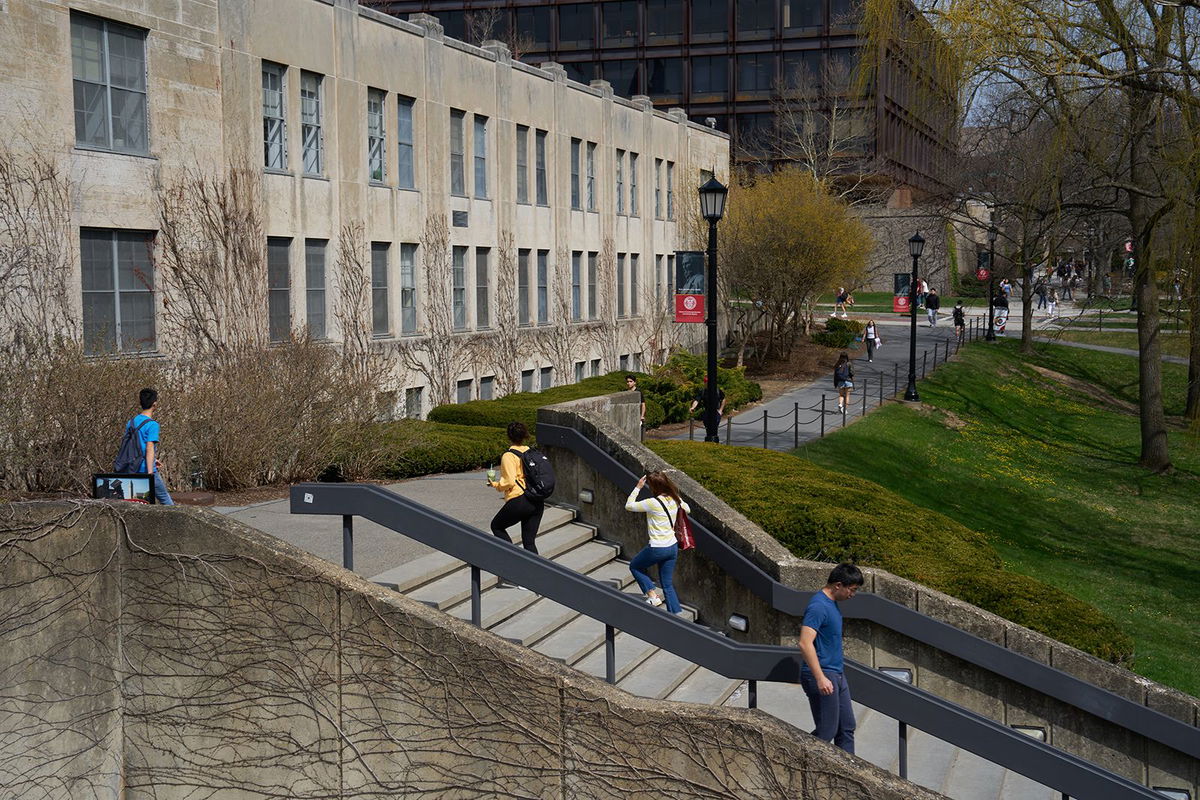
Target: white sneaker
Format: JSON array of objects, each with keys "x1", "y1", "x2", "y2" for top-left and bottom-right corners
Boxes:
[
  {"x1": 646, "y1": 592, "x2": 663, "y2": 607},
  {"x1": 841, "y1": 313, "x2": 848, "y2": 318}
]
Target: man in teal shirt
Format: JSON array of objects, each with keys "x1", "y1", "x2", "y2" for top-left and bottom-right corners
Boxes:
[
  {"x1": 126, "y1": 387, "x2": 174, "y2": 505},
  {"x1": 798, "y1": 563, "x2": 863, "y2": 753}
]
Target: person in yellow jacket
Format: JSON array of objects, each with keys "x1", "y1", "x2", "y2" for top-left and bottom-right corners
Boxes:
[{"x1": 487, "y1": 421, "x2": 545, "y2": 559}]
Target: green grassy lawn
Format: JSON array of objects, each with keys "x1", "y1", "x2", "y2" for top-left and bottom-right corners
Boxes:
[
  {"x1": 1055, "y1": 330, "x2": 1191, "y2": 358},
  {"x1": 794, "y1": 341, "x2": 1200, "y2": 696}
]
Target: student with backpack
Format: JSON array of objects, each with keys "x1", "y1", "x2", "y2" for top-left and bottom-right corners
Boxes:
[
  {"x1": 487, "y1": 421, "x2": 553, "y2": 564},
  {"x1": 114, "y1": 387, "x2": 174, "y2": 505},
  {"x1": 833, "y1": 353, "x2": 854, "y2": 414},
  {"x1": 624, "y1": 471, "x2": 691, "y2": 614}
]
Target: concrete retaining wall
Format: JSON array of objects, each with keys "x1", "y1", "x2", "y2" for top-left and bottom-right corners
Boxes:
[
  {"x1": 0, "y1": 500, "x2": 941, "y2": 800},
  {"x1": 539, "y1": 392, "x2": 1200, "y2": 795}
]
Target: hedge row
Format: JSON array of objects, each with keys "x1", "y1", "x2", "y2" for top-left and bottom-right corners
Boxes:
[
  {"x1": 429, "y1": 352, "x2": 763, "y2": 431},
  {"x1": 647, "y1": 440, "x2": 1133, "y2": 663},
  {"x1": 812, "y1": 317, "x2": 865, "y2": 349},
  {"x1": 377, "y1": 420, "x2": 512, "y2": 479}
]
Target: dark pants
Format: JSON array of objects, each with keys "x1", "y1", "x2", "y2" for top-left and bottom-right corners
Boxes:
[
  {"x1": 801, "y1": 670, "x2": 855, "y2": 754},
  {"x1": 490, "y1": 495, "x2": 544, "y2": 554},
  {"x1": 866, "y1": 338, "x2": 876, "y2": 360}
]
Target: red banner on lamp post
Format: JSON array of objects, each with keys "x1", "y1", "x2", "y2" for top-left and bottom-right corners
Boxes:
[
  {"x1": 675, "y1": 294, "x2": 705, "y2": 323},
  {"x1": 976, "y1": 268, "x2": 990, "y2": 282}
]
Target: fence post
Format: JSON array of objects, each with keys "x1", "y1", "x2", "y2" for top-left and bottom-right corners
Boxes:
[
  {"x1": 862, "y1": 378, "x2": 867, "y2": 416},
  {"x1": 689, "y1": 418, "x2": 695, "y2": 441},
  {"x1": 922, "y1": 350, "x2": 928, "y2": 379},
  {"x1": 748, "y1": 680, "x2": 758, "y2": 709},
  {"x1": 470, "y1": 566, "x2": 482, "y2": 627},
  {"x1": 879, "y1": 376, "x2": 884, "y2": 408},
  {"x1": 605, "y1": 624, "x2": 617, "y2": 684},
  {"x1": 842, "y1": 401, "x2": 847, "y2": 427},
  {"x1": 725, "y1": 414, "x2": 731, "y2": 443},
  {"x1": 342, "y1": 515, "x2": 354, "y2": 572},
  {"x1": 820, "y1": 395, "x2": 826, "y2": 437},
  {"x1": 1098, "y1": 309, "x2": 1102, "y2": 331},
  {"x1": 762, "y1": 409, "x2": 769, "y2": 449},
  {"x1": 793, "y1": 402, "x2": 799, "y2": 449}
]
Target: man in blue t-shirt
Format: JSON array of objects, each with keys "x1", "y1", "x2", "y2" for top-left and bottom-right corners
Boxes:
[
  {"x1": 798, "y1": 562, "x2": 864, "y2": 753},
  {"x1": 126, "y1": 387, "x2": 174, "y2": 505}
]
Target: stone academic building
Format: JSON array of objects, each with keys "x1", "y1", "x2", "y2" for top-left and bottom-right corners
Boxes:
[{"x1": 0, "y1": 0, "x2": 728, "y2": 416}]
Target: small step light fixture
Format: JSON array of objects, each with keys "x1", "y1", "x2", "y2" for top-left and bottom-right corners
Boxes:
[
  {"x1": 727, "y1": 614, "x2": 748, "y2": 633},
  {"x1": 1010, "y1": 725, "x2": 1046, "y2": 742},
  {"x1": 879, "y1": 667, "x2": 913, "y2": 684}
]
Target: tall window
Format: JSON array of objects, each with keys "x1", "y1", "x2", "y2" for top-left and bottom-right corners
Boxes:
[
  {"x1": 692, "y1": 0, "x2": 727, "y2": 37},
  {"x1": 615, "y1": 149, "x2": 625, "y2": 214},
  {"x1": 587, "y1": 251, "x2": 598, "y2": 319},
  {"x1": 570, "y1": 138, "x2": 581, "y2": 209},
  {"x1": 647, "y1": 0, "x2": 683, "y2": 40},
  {"x1": 516, "y1": 125, "x2": 529, "y2": 203},
  {"x1": 80, "y1": 228, "x2": 155, "y2": 354},
  {"x1": 475, "y1": 247, "x2": 490, "y2": 328},
  {"x1": 457, "y1": 379, "x2": 473, "y2": 404},
  {"x1": 616, "y1": 253, "x2": 626, "y2": 318},
  {"x1": 603, "y1": 1, "x2": 639, "y2": 44},
  {"x1": 261, "y1": 62, "x2": 287, "y2": 169},
  {"x1": 590, "y1": 358, "x2": 601, "y2": 377},
  {"x1": 692, "y1": 55, "x2": 728, "y2": 95},
  {"x1": 405, "y1": 386, "x2": 424, "y2": 418},
  {"x1": 267, "y1": 237, "x2": 291, "y2": 343},
  {"x1": 785, "y1": 0, "x2": 825, "y2": 29},
  {"x1": 367, "y1": 88, "x2": 386, "y2": 182},
  {"x1": 559, "y1": 3, "x2": 594, "y2": 48},
  {"x1": 537, "y1": 250, "x2": 549, "y2": 324},
  {"x1": 518, "y1": 6, "x2": 551, "y2": 47},
  {"x1": 397, "y1": 97, "x2": 415, "y2": 188},
  {"x1": 540, "y1": 366, "x2": 553, "y2": 390},
  {"x1": 629, "y1": 152, "x2": 639, "y2": 215},
  {"x1": 737, "y1": 53, "x2": 776, "y2": 93},
  {"x1": 535, "y1": 129, "x2": 549, "y2": 205},
  {"x1": 473, "y1": 115, "x2": 489, "y2": 198},
  {"x1": 586, "y1": 142, "x2": 596, "y2": 211},
  {"x1": 667, "y1": 254, "x2": 675, "y2": 296},
  {"x1": 647, "y1": 58, "x2": 683, "y2": 98},
  {"x1": 305, "y1": 239, "x2": 327, "y2": 339},
  {"x1": 654, "y1": 158, "x2": 663, "y2": 218},
  {"x1": 522, "y1": 369, "x2": 535, "y2": 392},
  {"x1": 571, "y1": 251, "x2": 582, "y2": 321},
  {"x1": 575, "y1": 361, "x2": 586, "y2": 383},
  {"x1": 666, "y1": 161, "x2": 675, "y2": 219},
  {"x1": 452, "y1": 246, "x2": 467, "y2": 329},
  {"x1": 518, "y1": 248, "x2": 532, "y2": 326},
  {"x1": 630, "y1": 253, "x2": 640, "y2": 315},
  {"x1": 655, "y1": 254, "x2": 664, "y2": 303},
  {"x1": 300, "y1": 72, "x2": 323, "y2": 175},
  {"x1": 400, "y1": 243, "x2": 418, "y2": 334},
  {"x1": 450, "y1": 109, "x2": 466, "y2": 196},
  {"x1": 480, "y1": 375, "x2": 495, "y2": 400},
  {"x1": 371, "y1": 242, "x2": 390, "y2": 337},
  {"x1": 737, "y1": 0, "x2": 775, "y2": 37},
  {"x1": 72, "y1": 14, "x2": 148, "y2": 155}
]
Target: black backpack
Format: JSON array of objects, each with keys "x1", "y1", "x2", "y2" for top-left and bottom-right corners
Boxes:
[
  {"x1": 509, "y1": 447, "x2": 555, "y2": 501},
  {"x1": 113, "y1": 417, "x2": 151, "y2": 473}
]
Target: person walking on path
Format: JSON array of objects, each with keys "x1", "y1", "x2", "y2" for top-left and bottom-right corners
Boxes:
[
  {"x1": 916, "y1": 278, "x2": 928, "y2": 310},
  {"x1": 833, "y1": 353, "x2": 854, "y2": 414},
  {"x1": 123, "y1": 388, "x2": 174, "y2": 505},
  {"x1": 925, "y1": 288, "x2": 941, "y2": 327},
  {"x1": 1034, "y1": 280, "x2": 1047, "y2": 310},
  {"x1": 799, "y1": 562, "x2": 864, "y2": 754},
  {"x1": 863, "y1": 319, "x2": 881, "y2": 363},
  {"x1": 625, "y1": 471, "x2": 690, "y2": 614},
  {"x1": 1047, "y1": 287, "x2": 1059, "y2": 318},
  {"x1": 626, "y1": 374, "x2": 646, "y2": 438},
  {"x1": 688, "y1": 376, "x2": 726, "y2": 424},
  {"x1": 952, "y1": 301, "x2": 966, "y2": 344},
  {"x1": 487, "y1": 421, "x2": 545, "y2": 562},
  {"x1": 832, "y1": 287, "x2": 851, "y2": 318}
]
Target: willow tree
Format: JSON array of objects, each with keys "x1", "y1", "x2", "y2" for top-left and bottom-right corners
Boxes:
[{"x1": 861, "y1": 0, "x2": 1199, "y2": 471}]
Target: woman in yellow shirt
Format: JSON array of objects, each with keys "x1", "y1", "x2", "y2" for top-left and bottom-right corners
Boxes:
[{"x1": 487, "y1": 421, "x2": 545, "y2": 555}]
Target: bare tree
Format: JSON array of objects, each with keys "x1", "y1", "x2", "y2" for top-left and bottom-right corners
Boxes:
[
  {"x1": 590, "y1": 237, "x2": 620, "y2": 369},
  {"x1": 487, "y1": 229, "x2": 524, "y2": 397},
  {"x1": 465, "y1": 7, "x2": 537, "y2": 60},
  {"x1": 536, "y1": 245, "x2": 595, "y2": 380},
  {"x1": 156, "y1": 165, "x2": 268, "y2": 361}
]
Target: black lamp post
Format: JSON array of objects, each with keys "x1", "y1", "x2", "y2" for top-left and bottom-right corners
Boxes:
[
  {"x1": 904, "y1": 232, "x2": 925, "y2": 402},
  {"x1": 699, "y1": 176, "x2": 728, "y2": 443},
  {"x1": 985, "y1": 225, "x2": 998, "y2": 342},
  {"x1": 1086, "y1": 223, "x2": 1096, "y2": 299}
]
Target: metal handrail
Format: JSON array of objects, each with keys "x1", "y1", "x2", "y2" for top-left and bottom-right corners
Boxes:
[
  {"x1": 537, "y1": 422, "x2": 1200, "y2": 763},
  {"x1": 290, "y1": 482, "x2": 1166, "y2": 800}
]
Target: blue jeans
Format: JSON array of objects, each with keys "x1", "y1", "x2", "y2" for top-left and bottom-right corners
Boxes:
[
  {"x1": 801, "y1": 670, "x2": 855, "y2": 754},
  {"x1": 629, "y1": 544, "x2": 680, "y2": 613},
  {"x1": 153, "y1": 471, "x2": 174, "y2": 506}
]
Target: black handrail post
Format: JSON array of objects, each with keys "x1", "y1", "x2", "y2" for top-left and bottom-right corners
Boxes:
[
  {"x1": 879, "y1": 376, "x2": 884, "y2": 408},
  {"x1": 922, "y1": 350, "x2": 928, "y2": 379},
  {"x1": 893, "y1": 362, "x2": 898, "y2": 396},
  {"x1": 820, "y1": 395, "x2": 826, "y2": 437},
  {"x1": 842, "y1": 402, "x2": 847, "y2": 427},
  {"x1": 899, "y1": 720, "x2": 909, "y2": 779},
  {"x1": 748, "y1": 679, "x2": 758, "y2": 709},
  {"x1": 342, "y1": 514, "x2": 354, "y2": 571},
  {"x1": 862, "y1": 378, "x2": 867, "y2": 416},
  {"x1": 762, "y1": 409, "x2": 768, "y2": 449},
  {"x1": 471, "y1": 565, "x2": 482, "y2": 627},
  {"x1": 725, "y1": 414, "x2": 731, "y2": 443},
  {"x1": 605, "y1": 623, "x2": 617, "y2": 684},
  {"x1": 793, "y1": 402, "x2": 799, "y2": 449}
]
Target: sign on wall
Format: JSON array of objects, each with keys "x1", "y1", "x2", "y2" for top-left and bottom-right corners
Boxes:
[{"x1": 674, "y1": 251, "x2": 706, "y2": 323}]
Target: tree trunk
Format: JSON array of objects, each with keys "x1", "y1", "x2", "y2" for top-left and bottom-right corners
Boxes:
[
  {"x1": 1187, "y1": 266, "x2": 1200, "y2": 420},
  {"x1": 1020, "y1": 246, "x2": 1035, "y2": 355}
]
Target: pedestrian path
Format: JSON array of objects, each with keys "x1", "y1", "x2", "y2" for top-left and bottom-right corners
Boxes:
[{"x1": 1032, "y1": 337, "x2": 1188, "y2": 364}]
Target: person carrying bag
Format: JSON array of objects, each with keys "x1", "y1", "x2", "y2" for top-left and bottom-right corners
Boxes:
[{"x1": 624, "y1": 471, "x2": 691, "y2": 614}]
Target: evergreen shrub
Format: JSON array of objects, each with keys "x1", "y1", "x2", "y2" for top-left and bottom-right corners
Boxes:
[{"x1": 812, "y1": 317, "x2": 865, "y2": 349}]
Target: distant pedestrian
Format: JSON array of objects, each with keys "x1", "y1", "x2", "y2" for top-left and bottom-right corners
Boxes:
[
  {"x1": 1047, "y1": 287, "x2": 1059, "y2": 318},
  {"x1": 1001, "y1": 278, "x2": 1012, "y2": 299},
  {"x1": 925, "y1": 288, "x2": 941, "y2": 327},
  {"x1": 863, "y1": 319, "x2": 881, "y2": 363},
  {"x1": 916, "y1": 278, "x2": 928, "y2": 310},
  {"x1": 119, "y1": 388, "x2": 174, "y2": 505},
  {"x1": 833, "y1": 353, "x2": 854, "y2": 414},
  {"x1": 488, "y1": 421, "x2": 546, "y2": 567},
  {"x1": 1102, "y1": 273, "x2": 1112, "y2": 294},
  {"x1": 1034, "y1": 281, "x2": 1047, "y2": 309},
  {"x1": 626, "y1": 374, "x2": 646, "y2": 437},
  {"x1": 952, "y1": 301, "x2": 965, "y2": 343},
  {"x1": 799, "y1": 562, "x2": 864, "y2": 754},
  {"x1": 689, "y1": 376, "x2": 726, "y2": 424},
  {"x1": 832, "y1": 287, "x2": 850, "y2": 318},
  {"x1": 1064, "y1": 274, "x2": 1075, "y2": 301},
  {"x1": 625, "y1": 471, "x2": 691, "y2": 614}
]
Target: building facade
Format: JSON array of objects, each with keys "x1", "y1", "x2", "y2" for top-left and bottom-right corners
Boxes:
[
  {"x1": 364, "y1": 0, "x2": 951, "y2": 193},
  {"x1": 0, "y1": 0, "x2": 728, "y2": 416}
]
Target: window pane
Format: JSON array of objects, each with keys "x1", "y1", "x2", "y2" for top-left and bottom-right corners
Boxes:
[
  {"x1": 518, "y1": 249, "x2": 531, "y2": 325},
  {"x1": 119, "y1": 290, "x2": 154, "y2": 352},
  {"x1": 80, "y1": 230, "x2": 114, "y2": 291},
  {"x1": 450, "y1": 110, "x2": 465, "y2": 195},
  {"x1": 397, "y1": 97, "x2": 415, "y2": 188},
  {"x1": 830, "y1": 0, "x2": 854, "y2": 26},
  {"x1": 457, "y1": 379, "x2": 472, "y2": 404},
  {"x1": 647, "y1": 0, "x2": 683, "y2": 39},
  {"x1": 368, "y1": 88, "x2": 386, "y2": 182},
  {"x1": 617, "y1": 254, "x2": 626, "y2": 317},
  {"x1": 558, "y1": 4, "x2": 594, "y2": 48},
  {"x1": 262, "y1": 63, "x2": 287, "y2": 169},
  {"x1": 452, "y1": 246, "x2": 467, "y2": 329},
  {"x1": 570, "y1": 139, "x2": 581, "y2": 209},
  {"x1": 116, "y1": 232, "x2": 153, "y2": 291},
  {"x1": 647, "y1": 57, "x2": 682, "y2": 97},
  {"x1": 480, "y1": 376, "x2": 494, "y2": 400},
  {"x1": 535, "y1": 130, "x2": 548, "y2": 205},
  {"x1": 473, "y1": 115, "x2": 488, "y2": 199},
  {"x1": 603, "y1": 60, "x2": 639, "y2": 97},
  {"x1": 401, "y1": 243, "x2": 418, "y2": 334},
  {"x1": 301, "y1": 72, "x2": 323, "y2": 176},
  {"x1": 475, "y1": 248, "x2": 490, "y2": 328},
  {"x1": 571, "y1": 252, "x2": 582, "y2": 320},
  {"x1": 586, "y1": 142, "x2": 596, "y2": 211},
  {"x1": 522, "y1": 369, "x2": 534, "y2": 392},
  {"x1": 305, "y1": 240, "x2": 326, "y2": 339},
  {"x1": 630, "y1": 254, "x2": 640, "y2": 315},
  {"x1": 692, "y1": 55, "x2": 729, "y2": 95},
  {"x1": 540, "y1": 366, "x2": 552, "y2": 390},
  {"x1": 783, "y1": 50, "x2": 822, "y2": 90},
  {"x1": 517, "y1": 6, "x2": 551, "y2": 47},
  {"x1": 537, "y1": 250, "x2": 549, "y2": 324},
  {"x1": 785, "y1": 0, "x2": 824, "y2": 29},
  {"x1": 110, "y1": 88, "x2": 147, "y2": 153},
  {"x1": 71, "y1": 16, "x2": 106, "y2": 84},
  {"x1": 372, "y1": 243, "x2": 389, "y2": 336},
  {"x1": 516, "y1": 125, "x2": 529, "y2": 203},
  {"x1": 564, "y1": 61, "x2": 594, "y2": 84},
  {"x1": 737, "y1": 53, "x2": 775, "y2": 93},
  {"x1": 587, "y1": 252, "x2": 597, "y2": 319},
  {"x1": 692, "y1": 0, "x2": 728, "y2": 36},
  {"x1": 106, "y1": 23, "x2": 146, "y2": 91},
  {"x1": 603, "y1": 1, "x2": 639, "y2": 44},
  {"x1": 737, "y1": 0, "x2": 775, "y2": 37},
  {"x1": 83, "y1": 292, "x2": 116, "y2": 355},
  {"x1": 74, "y1": 81, "x2": 109, "y2": 149}
]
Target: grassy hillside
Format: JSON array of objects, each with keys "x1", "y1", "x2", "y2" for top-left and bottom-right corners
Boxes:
[
  {"x1": 795, "y1": 341, "x2": 1200, "y2": 695},
  {"x1": 647, "y1": 440, "x2": 1132, "y2": 664}
]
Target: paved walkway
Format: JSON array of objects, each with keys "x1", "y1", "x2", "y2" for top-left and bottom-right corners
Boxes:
[{"x1": 1032, "y1": 337, "x2": 1189, "y2": 365}]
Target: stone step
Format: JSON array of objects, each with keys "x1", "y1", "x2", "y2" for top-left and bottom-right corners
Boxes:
[
  {"x1": 488, "y1": 560, "x2": 637, "y2": 646},
  {"x1": 369, "y1": 505, "x2": 578, "y2": 592},
  {"x1": 616, "y1": 647, "x2": 700, "y2": 700},
  {"x1": 403, "y1": 522, "x2": 597, "y2": 610},
  {"x1": 940, "y1": 747, "x2": 1009, "y2": 800},
  {"x1": 531, "y1": 581, "x2": 649, "y2": 665},
  {"x1": 574, "y1": 630, "x2": 662, "y2": 683},
  {"x1": 444, "y1": 540, "x2": 621, "y2": 628},
  {"x1": 666, "y1": 668, "x2": 743, "y2": 707}
]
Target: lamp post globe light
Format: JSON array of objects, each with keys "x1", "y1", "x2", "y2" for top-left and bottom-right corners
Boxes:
[
  {"x1": 699, "y1": 176, "x2": 728, "y2": 443},
  {"x1": 985, "y1": 225, "x2": 998, "y2": 342},
  {"x1": 904, "y1": 232, "x2": 925, "y2": 402}
]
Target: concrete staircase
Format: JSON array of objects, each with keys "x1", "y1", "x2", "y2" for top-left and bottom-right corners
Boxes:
[{"x1": 369, "y1": 505, "x2": 1054, "y2": 800}]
